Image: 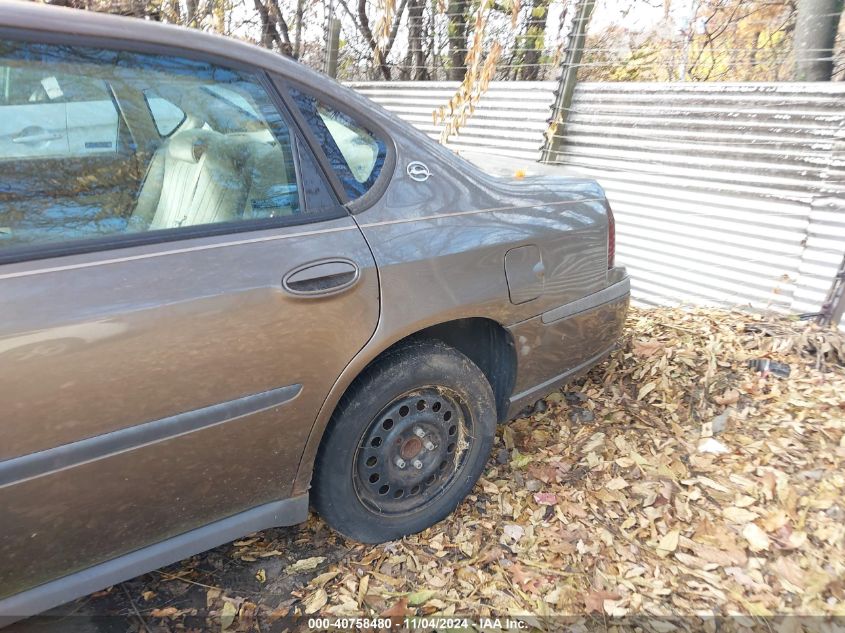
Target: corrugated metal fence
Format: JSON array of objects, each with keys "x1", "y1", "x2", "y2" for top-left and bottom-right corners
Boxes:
[
  {"x1": 350, "y1": 80, "x2": 845, "y2": 322},
  {"x1": 350, "y1": 81, "x2": 555, "y2": 161}
]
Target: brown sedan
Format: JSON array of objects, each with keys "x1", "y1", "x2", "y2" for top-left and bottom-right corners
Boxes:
[{"x1": 0, "y1": 2, "x2": 629, "y2": 622}]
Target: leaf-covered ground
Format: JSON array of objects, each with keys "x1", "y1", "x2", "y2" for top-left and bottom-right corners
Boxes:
[{"x1": 17, "y1": 307, "x2": 845, "y2": 632}]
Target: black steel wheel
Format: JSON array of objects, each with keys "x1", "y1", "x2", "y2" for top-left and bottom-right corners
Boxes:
[
  {"x1": 312, "y1": 340, "x2": 496, "y2": 543},
  {"x1": 353, "y1": 387, "x2": 469, "y2": 514}
]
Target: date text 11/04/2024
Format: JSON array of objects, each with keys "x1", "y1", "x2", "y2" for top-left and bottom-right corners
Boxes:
[{"x1": 307, "y1": 618, "x2": 529, "y2": 630}]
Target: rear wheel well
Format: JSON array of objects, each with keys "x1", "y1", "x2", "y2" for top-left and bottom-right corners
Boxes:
[
  {"x1": 385, "y1": 318, "x2": 517, "y2": 423},
  {"x1": 300, "y1": 318, "x2": 517, "y2": 495}
]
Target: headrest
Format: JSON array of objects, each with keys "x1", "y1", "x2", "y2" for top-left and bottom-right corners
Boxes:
[{"x1": 167, "y1": 129, "x2": 217, "y2": 163}]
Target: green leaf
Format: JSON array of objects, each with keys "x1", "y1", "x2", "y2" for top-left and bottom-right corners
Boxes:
[
  {"x1": 220, "y1": 601, "x2": 237, "y2": 631},
  {"x1": 407, "y1": 589, "x2": 436, "y2": 606},
  {"x1": 511, "y1": 449, "x2": 532, "y2": 468}
]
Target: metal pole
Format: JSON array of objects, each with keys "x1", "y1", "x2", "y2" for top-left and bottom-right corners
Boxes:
[
  {"x1": 540, "y1": 0, "x2": 595, "y2": 164},
  {"x1": 324, "y1": 16, "x2": 341, "y2": 78},
  {"x1": 825, "y1": 255, "x2": 845, "y2": 327},
  {"x1": 819, "y1": 133, "x2": 845, "y2": 326}
]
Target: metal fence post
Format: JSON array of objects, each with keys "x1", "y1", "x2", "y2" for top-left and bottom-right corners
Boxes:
[
  {"x1": 324, "y1": 3, "x2": 341, "y2": 79},
  {"x1": 540, "y1": 0, "x2": 595, "y2": 164},
  {"x1": 818, "y1": 126, "x2": 845, "y2": 326}
]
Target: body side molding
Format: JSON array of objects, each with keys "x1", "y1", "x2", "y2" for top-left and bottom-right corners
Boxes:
[
  {"x1": 0, "y1": 384, "x2": 302, "y2": 488},
  {"x1": 541, "y1": 276, "x2": 631, "y2": 324}
]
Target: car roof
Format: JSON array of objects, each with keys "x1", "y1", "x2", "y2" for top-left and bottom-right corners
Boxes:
[{"x1": 0, "y1": 2, "x2": 333, "y2": 96}]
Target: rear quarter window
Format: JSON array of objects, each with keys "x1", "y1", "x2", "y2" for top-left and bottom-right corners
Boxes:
[
  {"x1": 289, "y1": 87, "x2": 387, "y2": 200},
  {"x1": 143, "y1": 91, "x2": 186, "y2": 137}
]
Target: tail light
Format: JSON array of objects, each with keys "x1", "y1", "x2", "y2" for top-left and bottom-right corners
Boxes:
[{"x1": 607, "y1": 204, "x2": 616, "y2": 269}]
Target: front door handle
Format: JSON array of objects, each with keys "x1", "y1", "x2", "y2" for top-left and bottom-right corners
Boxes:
[
  {"x1": 282, "y1": 259, "x2": 360, "y2": 297},
  {"x1": 12, "y1": 128, "x2": 63, "y2": 145}
]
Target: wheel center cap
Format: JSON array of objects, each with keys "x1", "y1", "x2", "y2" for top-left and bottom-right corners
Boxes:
[{"x1": 400, "y1": 437, "x2": 423, "y2": 460}]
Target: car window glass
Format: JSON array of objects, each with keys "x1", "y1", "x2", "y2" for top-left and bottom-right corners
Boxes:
[
  {"x1": 289, "y1": 87, "x2": 386, "y2": 200},
  {"x1": 204, "y1": 85, "x2": 260, "y2": 118},
  {"x1": 0, "y1": 39, "x2": 338, "y2": 258},
  {"x1": 144, "y1": 90, "x2": 186, "y2": 136},
  {"x1": 0, "y1": 63, "x2": 118, "y2": 159}
]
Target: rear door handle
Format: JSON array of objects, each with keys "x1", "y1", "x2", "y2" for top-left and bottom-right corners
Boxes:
[{"x1": 282, "y1": 259, "x2": 360, "y2": 297}]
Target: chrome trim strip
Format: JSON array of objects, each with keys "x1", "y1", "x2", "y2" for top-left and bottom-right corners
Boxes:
[
  {"x1": 0, "y1": 384, "x2": 301, "y2": 488},
  {"x1": 541, "y1": 276, "x2": 631, "y2": 325},
  {"x1": 357, "y1": 198, "x2": 606, "y2": 229},
  {"x1": 0, "y1": 495, "x2": 309, "y2": 624},
  {"x1": 0, "y1": 227, "x2": 356, "y2": 281}
]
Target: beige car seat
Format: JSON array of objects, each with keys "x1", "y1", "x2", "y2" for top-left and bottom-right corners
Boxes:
[
  {"x1": 132, "y1": 128, "x2": 248, "y2": 230},
  {"x1": 227, "y1": 134, "x2": 298, "y2": 220}
]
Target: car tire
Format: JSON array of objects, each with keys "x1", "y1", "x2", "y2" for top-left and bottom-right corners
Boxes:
[{"x1": 312, "y1": 339, "x2": 497, "y2": 543}]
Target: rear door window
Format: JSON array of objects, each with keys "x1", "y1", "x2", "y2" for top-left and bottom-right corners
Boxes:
[{"x1": 0, "y1": 39, "x2": 342, "y2": 261}]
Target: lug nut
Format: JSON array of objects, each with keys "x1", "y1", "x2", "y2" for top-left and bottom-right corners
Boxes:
[
  {"x1": 395, "y1": 457, "x2": 406, "y2": 468},
  {"x1": 414, "y1": 427, "x2": 426, "y2": 438},
  {"x1": 423, "y1": 440, "x2": 435, "y2": 451},
  {"x1": 412, "y1": 459, "x2": 423, "y2": 470}
]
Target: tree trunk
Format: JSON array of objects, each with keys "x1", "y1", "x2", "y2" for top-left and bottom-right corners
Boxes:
[
  {"x1": 519, "y1": 0, "x2": 551, "y2": 80},
  {"x1": 794, "y1": 0, "x2": 843, "y2": 81},
  {"x1": 447, "y1": 0, "x2": 469, "y2": 80},
  {"x1": 293, "y1": 0, "x2": 306, "y2": 58},
  {"x1": 184, "y1": 0, "x2": 199, "y2": 26},
  {"x1": 357, "y1": 0, "x2": 393, "y2": 79},
  {"x1": 212, "y1": 0, "x2": 227, "y2": 34},
  {"x1": 407, "y1": 0, "x2": 428, "y2": 79}
]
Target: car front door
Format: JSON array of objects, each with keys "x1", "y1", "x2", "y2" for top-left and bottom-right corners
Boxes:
[{"x1": 0, "y1": 36, "x2": 378, "y2": 601}]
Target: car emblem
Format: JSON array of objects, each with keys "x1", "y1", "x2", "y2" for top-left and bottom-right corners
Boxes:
[{"x1": 406, "y1": 161, "x2": 431, "y2": 182}]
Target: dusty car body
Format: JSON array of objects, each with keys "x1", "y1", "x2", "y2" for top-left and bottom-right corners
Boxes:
[{"x1": 0, "y1": 2, "x2": 629, "y2": 622}]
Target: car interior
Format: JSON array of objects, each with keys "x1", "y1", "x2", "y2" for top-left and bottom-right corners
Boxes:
[{"x1": 0, "y1": 53, "x2": 301, "y2": 252}]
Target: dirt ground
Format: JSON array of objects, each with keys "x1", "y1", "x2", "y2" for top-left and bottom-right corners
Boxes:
[{"x1": 10, "y1": 307, "x2": 845, "y2": 632}]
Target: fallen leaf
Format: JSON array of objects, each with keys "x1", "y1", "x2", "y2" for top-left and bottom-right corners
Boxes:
[
  {"x1": 220, "y1": 601, "x2": 237, "y2": 630},
  {"x1": 633, "y1": 340, "x2": 663, "y2": 357},
  {"x1": 723, "y1": 506, "x2": 759, "y2": 523},
  {"x1": 657, "y1": 529, "x2": 680, "y2": 556},
  {"x1": 637, "y1": 381, "x2": 657, "y2": 400},
  {"x1": 742, "y1": 523, "x2": 771, "y2": 552},
  {"x1": 533, "y1": 492, "x2": 557, "y2": 505},
  {"x1": 311, "y1": 571, "x2": 340, "y2": 587},
  {"x1": 585, "y1": 590, "x2": 620, "y2": 613},
  {"x1": 698, "y1": 477, "x2": 730, "y2": 493},
  {"x1": 503, "y1": 524, "x2": 524, "y2": 542},
  {"x1": 303, "y1": 588, "x2": 328, "y2": 614},
  {"x1": 287, "y1": 556, "x2": 326, "y2": 574},
  {"x1": 381, "y1": 597, "x2": 412, "y2": 619},
  {"x1": 772, "y1": 557, "x2": 805, "y2": 591},
  {"x1": 714, "y1": 389, "x2": 740, "y2": 405},
  {"x1": 150, "y1": 607, "x2": 180, "y2": 618},
  {"x1": 407, "y1": 589, "x2": 436, "y2": 606},
  {"x1": 356, "y1": 574, "x2": 369, "y2": 607},
  {"x1": 511, "y1": 450, "x2": 532, "y2": 468},
  {"x1": 698, "y1": 437, "x2": 730, "y2": 454},
  {"x1": 606, "y1": 477, "x2": 629, "y2": 490}
]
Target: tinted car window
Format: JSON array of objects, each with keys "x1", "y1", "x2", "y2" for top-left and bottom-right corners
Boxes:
[
  {"x1": 0, "y1": 40, "x2": 317, "y2": 257},
  {"x1": 290, "y1": 87, "x2": 386, "y2": 200}
]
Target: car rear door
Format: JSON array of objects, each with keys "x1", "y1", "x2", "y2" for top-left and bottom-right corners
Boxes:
[{"x1": 0, "y1": 35, "x2": 378, "y2": 602}]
